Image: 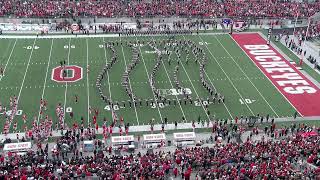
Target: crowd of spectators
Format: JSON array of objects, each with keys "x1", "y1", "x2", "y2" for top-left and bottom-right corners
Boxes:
[
  {"x1": 292, "y1": 22, "x2": 320, "y2": 42},
  {"x1": 0, "y1": 0, "x2": 319, "y2": 18},
  {"x1": 280, "y1": 21, "x2": 320, "y2": 70},
  {"x1": 308, "y1": 23, "x2": 320, "y2": 40},
  {"x1": 0, "y1": 121, "x2": 319, "y2": 179}
]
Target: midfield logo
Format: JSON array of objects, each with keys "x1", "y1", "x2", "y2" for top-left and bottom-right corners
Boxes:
[{"x1": 51, "y1": 65, "x2": 83, "y2": 83}]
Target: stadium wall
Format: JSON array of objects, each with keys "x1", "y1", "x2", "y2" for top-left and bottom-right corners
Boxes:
[
  {"x1": 0, "y1": 17, "x2": 310, "y2": 26},
  {"x1": 0, "y1": 17, "x2": 310, "y2": 34}
]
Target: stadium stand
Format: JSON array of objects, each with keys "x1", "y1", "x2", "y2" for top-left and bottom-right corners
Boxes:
[
  {"x1": 0, "y1": 0, "x2": 319, "y2": 18},
  {"x1": 0, "y1": 123, "x2": 319, "y2": 179}
]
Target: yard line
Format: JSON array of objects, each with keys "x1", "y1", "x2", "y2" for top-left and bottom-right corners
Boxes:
[
  {"x1": 86, "y1": 39, "x2": 90, "y2": 126},
  {"x1": 0, "y1": 39, "x2": 17, "y2": 81},
  {"x1": 37, "y1": 39, "x2": 54, "y2": 125},
  {"x1": 135, "y1": 36, "x2": 163, "y2": 123},
  {"x1": 0, "y1": 38, "x2": 13, "y2": 61},
  {"x1": 63, "y1": 38, "x2": 72, "y2": 126},
  {"x1": 17, "y1": 38, "x2": 37, "y2": 103},
  {"x1": 198, "y1": 35, "x2": 255, "y2": 116},
  {"x1": 182, "y1": 36, "x2": 233, "y2": 119},
  {"x1": 179, "y1": 53, "x2": 211, "y2": 121},
  {"x1": 215, "y1": 35, "x2": 279, "y2": 117},
  {"x1": 119, "y1": 37, "x2": 140, "y2": 125},
  {"x1": 200, "y1": 64, "x2": 233, "y2": 118},
  {"x1": 151, "y1": 37, "x2": 188, "y2": 122},
  {"x1": 102, "y1": 37, "x2": 113, "y2": 100},
  {"x1": 102, "y1": 37, "x2": 113, "y2": 122},
  {"x1": 10, "y1": 38, "x2": 37, "y2": 132}
]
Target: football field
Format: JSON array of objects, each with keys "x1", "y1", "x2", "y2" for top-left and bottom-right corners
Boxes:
[{"x1": 0, "y1": 33, "x2": 310, "y2": 132}]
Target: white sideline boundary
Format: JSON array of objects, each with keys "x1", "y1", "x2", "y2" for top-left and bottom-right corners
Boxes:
[{"x1": 0, "y1": 34, "x2": 120, "y2": 39}]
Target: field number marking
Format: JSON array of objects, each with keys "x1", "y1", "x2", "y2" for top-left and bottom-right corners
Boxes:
[
  {"x1": 239, "y1": 98, "x2": 256, "y2": 104},
  {"x1": 104, "y1": 105, "x2": 120, "y2": 111},
  {"x1": 195, "y1": 100, "x2": 208, "y2": 106},
  {"x1": 160, "y1": 88, "x2": 192, "y2": 96},
  {"x1": 0, "y1": 110, "x2": 23, "y2": 116},
  {"x1": 199, "y1": 42, "x2": 210, "y2": 46},
  {"x1": 145, "y1": 50, "x2": 170, "y2": 54},
  {"x1": 151, "y1": 102, "x2": 165, "y2": 109},
  {"x1": 64, "y1": 45, "x2": 75, "y2": 49},
  {"x1": 101, "y1": 99, "x2": 218, "y2": 110},
  {"x1": 133, "y1": 43, "x2": 144, "y2": 47},
  {"x1": 66, "y1": 107, "x2": 72, "y2": 113},
  {"x1": 24, "y1": 46, "x2": 39, "y2": 50}
]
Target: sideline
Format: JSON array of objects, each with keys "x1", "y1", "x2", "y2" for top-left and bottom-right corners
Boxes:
[
  {"x1": 0, "y1": 116, "x2": 319, "y2": 140},
  {"x1": 0, "y1": 32, "x2": 228, "y2": 39}
]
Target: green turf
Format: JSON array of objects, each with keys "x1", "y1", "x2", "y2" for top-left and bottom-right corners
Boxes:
[{"x1": 0, "y1": 34, "x2": 308, "y2": 132}]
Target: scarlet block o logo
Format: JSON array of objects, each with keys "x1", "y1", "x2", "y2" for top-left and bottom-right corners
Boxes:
[
  {"x1": 51, "y1": 65, "x2": 83, "y2": 83},
  {"x1": 71, "y1": 24, "x2": 79, "y2": 31}
]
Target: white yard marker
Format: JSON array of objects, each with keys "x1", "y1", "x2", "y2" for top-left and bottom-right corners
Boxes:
[
  {"x1": 152, "y1": 36, "x2": 188, "y2": 122},
  {"x1": 183, "y1": 36, "x2": 233, "y2": 119},
  {"x1": 86, "y1": 39, "x2": 90, "y2": 125},
  {"x1": 0, "y1": 39, "x2": 17, "y2": 81},
  {"x1": 120, "y1": 37, "x2": 140, "y2": 125},
  {"x1": 102, "y1": 37, "x2": 113, "y2": 106},
  {"x1": 215, "y1": 35, "x2": 279, "y2": 117},
  {"x1": 135, "y1": 36, "x2": 163, "y2": 122},
  {"x1": 179, "y1": 54, "x2": 211, "y2": 121},
  {"x1": 37, "y1": 39, "x2": 54, "y2": 125},
  {"x1": 198, "y1": 35, "x2": 255, "y2": 116},
  {"x1": 9, "y1": 38, "x2": 37, "y2": 132},
  {"x1": 17, "y1": 38, "x2": 37, "y2": 103},
  {"x1": 102, "y1": 38, "x2": 121, "y2": 123},
  {"x1": 63, "y1": 38, "x2": 72, "y2": 126}
]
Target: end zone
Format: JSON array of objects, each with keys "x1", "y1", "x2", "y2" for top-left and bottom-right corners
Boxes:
[{"x1": 232, "y1": 33, "x2": 320, "y2": 117}]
